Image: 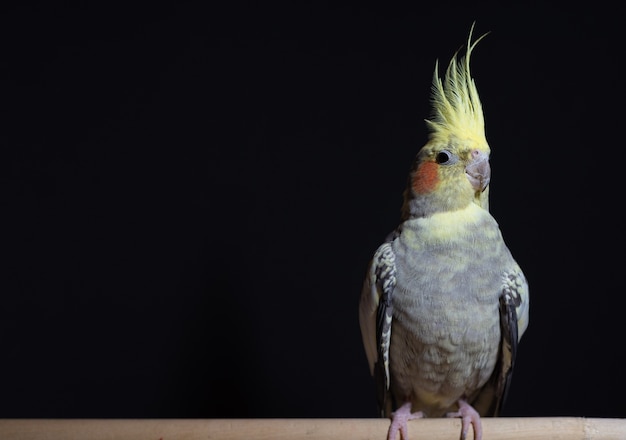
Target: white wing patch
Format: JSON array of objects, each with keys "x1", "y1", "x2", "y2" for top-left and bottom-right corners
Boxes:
[
  {"x1": 502, "y1": 266, "x2": 529, "y2": 341},
  {"x1": 373, "y1": 242, "x2": 397, "y2": 390}
]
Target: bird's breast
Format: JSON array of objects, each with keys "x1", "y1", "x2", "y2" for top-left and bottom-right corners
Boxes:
[
  {"x1": 389, "y1": 295, "x2": 501, "y2": 415},
  {"x1": 387, "y1": 206, "x2": 510, "y2": 412}
]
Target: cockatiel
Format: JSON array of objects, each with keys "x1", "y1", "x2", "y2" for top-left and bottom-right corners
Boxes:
[{"x1": 359, "y1": 25, "x2": 529, "y2": 440}]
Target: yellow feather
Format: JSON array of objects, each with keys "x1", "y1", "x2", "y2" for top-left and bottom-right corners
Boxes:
[
  {"x1": 425, "y1": 22, "x2": 490, "y2": 150},
  {"x1": 404, "y1": 202, "x2": 498, "y2": 244}
]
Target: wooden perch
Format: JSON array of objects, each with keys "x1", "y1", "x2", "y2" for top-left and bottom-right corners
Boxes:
[{"x1": 1, "y1": 418, "x2": 625, "y2": 440}]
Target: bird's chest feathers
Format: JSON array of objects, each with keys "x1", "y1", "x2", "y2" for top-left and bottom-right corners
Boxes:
[
  {"x1": 391, "y1": 204, "x2": 506, "y2": 342},
  {"x1": 388, "y1": 205, "x2": 505, "y2": 399},
  {"x1": 400, "y1": 203, "x2": 501, "y2": 246}
]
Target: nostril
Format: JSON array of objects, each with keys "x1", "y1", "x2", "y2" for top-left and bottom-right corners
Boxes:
[{"x1": 472, "y1": 149, "x2": 481, "y2": 158}]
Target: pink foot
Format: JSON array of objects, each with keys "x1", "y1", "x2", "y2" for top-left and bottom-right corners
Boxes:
[
  {"x1": 387, "y1": 402, "x2": 424, "y2": 440},
  {"x1": 446, "y1": 399, "x2": 482, "y2": 440}
]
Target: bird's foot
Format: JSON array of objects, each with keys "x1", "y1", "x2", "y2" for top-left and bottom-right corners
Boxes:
[
  {"x1": 387, "y1": 401, "x2": 423, "y2": 440},
  {"x1": 445, "y1": 399, "x2": 482, "y2": 440}
]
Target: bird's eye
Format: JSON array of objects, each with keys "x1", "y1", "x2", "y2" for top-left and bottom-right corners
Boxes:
[{"x1": 435, "y1": 150, "x2": 457, "y2": 165}]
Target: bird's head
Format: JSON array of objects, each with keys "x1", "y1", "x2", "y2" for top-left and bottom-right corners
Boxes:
[{"x1": 402, "y1": 24, "x2": 492, "y2": 220}]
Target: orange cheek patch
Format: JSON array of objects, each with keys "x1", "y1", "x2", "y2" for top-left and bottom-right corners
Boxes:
[{"x1": 412, "y1": 161, "x2": 439, "y2": 194}]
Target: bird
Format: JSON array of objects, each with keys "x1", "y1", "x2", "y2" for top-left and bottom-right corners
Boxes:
[{"x1": 358, "y1": 24, "x2": 529, "y2": 440}]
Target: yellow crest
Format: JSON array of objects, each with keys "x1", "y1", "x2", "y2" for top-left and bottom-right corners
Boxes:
[{"x1": 426, "y1": 23, "x2": 489, "y2": 148}]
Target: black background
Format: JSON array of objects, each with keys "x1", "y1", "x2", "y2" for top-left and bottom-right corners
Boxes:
[{"x1": 2, "y1": 2, "x2": 624, "y2": 418}]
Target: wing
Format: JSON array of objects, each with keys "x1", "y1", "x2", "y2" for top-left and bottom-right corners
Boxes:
[
  {"x1": 358, "y1": 238, "x2": 397, "y2": 416},
  {"x1": 471, "y1": 265, "x2": 529, "y2": 416}
]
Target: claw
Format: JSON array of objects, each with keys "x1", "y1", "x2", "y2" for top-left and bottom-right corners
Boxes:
[
  {"x1": 446, "y1": 399, "x2": 482, "y2": 440},
  {"x1": 387, "y1": 402, "x2": 424, "y2": 440}
]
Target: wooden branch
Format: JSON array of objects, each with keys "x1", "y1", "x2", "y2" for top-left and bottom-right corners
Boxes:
[{"x1": 1, "y1": 418, "x2": 625, "y2": 440}]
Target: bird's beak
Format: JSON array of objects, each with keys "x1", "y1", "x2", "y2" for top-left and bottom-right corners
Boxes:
[{"x1": 465, "y1": 150, "x2": 491, "y2": 192}]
